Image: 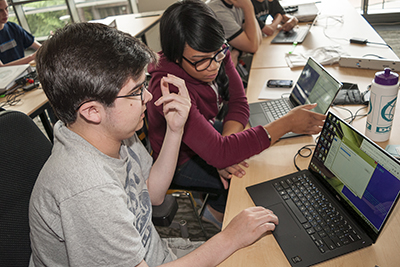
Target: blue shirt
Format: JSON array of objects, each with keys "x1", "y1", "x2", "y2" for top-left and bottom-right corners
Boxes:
[{"x1": 0, "y1": 22, "x2": 34, "y2": 64}]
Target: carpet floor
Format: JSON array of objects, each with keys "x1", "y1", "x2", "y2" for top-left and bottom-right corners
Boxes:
[
  {"x1": 155, "y1": 194, "x2": 221, "y2": 241},
  {"x1": 374, "y1": 25, "x2": 400, "y2": 57}
]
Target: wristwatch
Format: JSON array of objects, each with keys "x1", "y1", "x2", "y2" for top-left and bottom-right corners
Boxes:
[{"x1": 264, "y1": 128, "x2": 272, "y2": 143}]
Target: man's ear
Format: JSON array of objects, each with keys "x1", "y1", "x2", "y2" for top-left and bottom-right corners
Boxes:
[{"x1": 77, "y1": 101, "x2": 103, "y2": 124}]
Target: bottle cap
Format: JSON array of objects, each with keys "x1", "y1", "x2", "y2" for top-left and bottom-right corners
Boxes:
[{"x1": 374, "y1": 68, "x2": 399, "y2": 86}]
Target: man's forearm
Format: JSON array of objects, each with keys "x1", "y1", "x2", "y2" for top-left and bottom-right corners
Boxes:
[
  {"x1": 242, "y1": 3, "x2": 262, "y2": 51},
  {"x1": 0, "y1": 51, "x2": 37, "y2": 67},
  {"x1": 161, "y1": 230, "x2": 237, "y2": 267},
  {"x1": 147, "y1": 128, "x2": 183, "y2": 205}
]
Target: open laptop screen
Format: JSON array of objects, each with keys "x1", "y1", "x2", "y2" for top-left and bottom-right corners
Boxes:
[
  {"x1": 310, "y1": 112, "x2": 400, "y2": 241},
  {"x1": 289, "y1": 57, "x2": 342, "y2": 114}
]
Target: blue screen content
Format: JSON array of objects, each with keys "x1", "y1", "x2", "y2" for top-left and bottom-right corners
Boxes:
[{"x1": 310, "y1": 113, "x2": 400, "y2": 233}]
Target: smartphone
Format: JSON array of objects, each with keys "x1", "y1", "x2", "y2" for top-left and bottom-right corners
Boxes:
[{"x1": 267, "y1": 79, "x2": 293, "y2": 88}]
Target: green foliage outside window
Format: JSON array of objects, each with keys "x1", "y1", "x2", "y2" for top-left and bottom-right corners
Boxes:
[
  {"x1": 27, "y1": 10, "x2": 69, "y2": 38},
  {"x1": 9, "y1": 1, "x2": 130, "y2": 38},
  {"x1": 8, "y1": 0, "x2": 69, "y2": 38},
  {"x1": 23, "y1": 0, "x2": 69, "y2": 38}
]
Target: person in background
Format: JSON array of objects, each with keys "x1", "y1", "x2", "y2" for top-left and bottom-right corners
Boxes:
[
  {"x1": 251, "y1": 0, "x2": 298, "y2": 36},
  {"x1": 0, "y1": 0, "x2": 41, "y2": 66},
  {"x1": 207, "y1": 0, "x2": 262, "y2": 66},
  {"x1": 147, "y1": 0, "x2": 325, "y2": 226},
  {"x1": 29, "y1": 22, "x2": 280, "y2": 267}
]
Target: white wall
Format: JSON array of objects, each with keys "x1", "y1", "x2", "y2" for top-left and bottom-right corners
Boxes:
[
  {"x1": 137, "y1": 0, "x2": 208, "y2": 53},
  {"x1": 137, "y1": 0, "x2": 177, "y2": 12},
  {"x1": 136, "y1": 0, "x2": 177, "y2": 52}
]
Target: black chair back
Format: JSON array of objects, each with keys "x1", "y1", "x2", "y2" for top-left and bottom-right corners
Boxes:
[{"x1": 0, "y1": 110, "x2": 52, "y2": 266}]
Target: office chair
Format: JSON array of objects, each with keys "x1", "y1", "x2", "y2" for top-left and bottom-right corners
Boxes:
[
  {"x1": 0, "y1": 110, "x2": 53, "y2": 267},
  {"x1": 152, "y1": 194, "x2": 189, "y2": 238},
  {"x1": 168, "y1": 183, "x2": 226, "y2": 239}
]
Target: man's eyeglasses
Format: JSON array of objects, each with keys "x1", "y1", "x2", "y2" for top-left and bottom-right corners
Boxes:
[
  {"x1": 182, "y1": 43, "x2": 230, "y2": 72},
  {"x1": 75, "y1": 81, "x2": 148, "y2": 111},
  {"x1": 115, "y1": 80, "x2": 148, "y2": 101}
]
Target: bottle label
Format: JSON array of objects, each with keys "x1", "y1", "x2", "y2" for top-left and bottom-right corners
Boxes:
[
  {"x1": 366, "y1": 87, "x2": 398, "y2": 142},
  {"x1": 365, "y1": 121, "x2": 391, "y2": 133},
  {"x1": 381, "y1": 97, "x2": 397, "y2": 122},
  {"x1": 377, "y1": 125, "x2": 392, "y2": 133}
]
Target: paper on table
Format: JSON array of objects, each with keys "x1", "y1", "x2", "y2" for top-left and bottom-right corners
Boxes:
[
  {"x1": 0, "y1": 64, "x2": 32, "y2": 94},
  {"x1": 257, "y1": 80, "x2": 293, "y2": 99},
  {"x1": 285, "y1": 46, "x2": 350, "y2": 68}
]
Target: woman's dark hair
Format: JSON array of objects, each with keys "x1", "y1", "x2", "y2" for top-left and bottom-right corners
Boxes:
[
  {"x1": 36, "y1": 22, "x2": 157, "y2": 124},
  {"x1": 160, "y1": 0, "x2": 230, "y2": 107}
]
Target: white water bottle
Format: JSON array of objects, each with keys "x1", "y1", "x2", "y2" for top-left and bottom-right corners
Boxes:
[{"x1": 366, "y1": 68, "x2": 399, "y2": 142}]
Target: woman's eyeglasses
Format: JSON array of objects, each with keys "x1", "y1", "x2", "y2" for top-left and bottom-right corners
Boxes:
[{"x1": 182, "y1": 43, "x2": 230, "y2": 72}]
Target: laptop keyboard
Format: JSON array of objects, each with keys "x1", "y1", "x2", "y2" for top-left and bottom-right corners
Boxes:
[
  {"x1": 278, "y1": 28, "x2": 308, "y2": 43},
  {"x1": 260, "y1": 99, "x2": 292, "y2": 121},
  {"x1": 273, "y1": 174, "x2": 363, "y2": 253}
]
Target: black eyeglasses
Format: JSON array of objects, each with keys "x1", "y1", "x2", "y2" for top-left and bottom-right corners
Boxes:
[
  {"x1": 182, "y1": 43, "x2": 230, "y2": 72},
  {"x1": 115, "y1": 80, "x2": 148, "y2": 101},
  {"x1": 75, "y1": 81, "x2": 148, "y2": 111}
]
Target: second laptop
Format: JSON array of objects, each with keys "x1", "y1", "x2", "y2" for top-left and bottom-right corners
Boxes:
[{"x1": 248, "y1": 57, "x2": 343, "y2": 139}]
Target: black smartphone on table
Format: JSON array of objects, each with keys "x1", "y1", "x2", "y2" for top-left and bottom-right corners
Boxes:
[{"x1": 267, "y1": 79, "x2": 293, "y2": 88}]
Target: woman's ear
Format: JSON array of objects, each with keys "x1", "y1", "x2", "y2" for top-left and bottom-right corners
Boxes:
[{"x1": 77, "y1": 101, "x2": 103, "y2": 124}]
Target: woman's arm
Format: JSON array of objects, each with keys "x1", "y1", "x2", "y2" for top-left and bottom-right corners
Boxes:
[
  {"x1": 0, "y1": 40, "x2": 41, "y2": 67},
  {"x1": 0, "y1": 52, "x2": 36, "y2": 66},
  {"x1": 264, "y1": 104, "x2": 325, "y2": 145}
]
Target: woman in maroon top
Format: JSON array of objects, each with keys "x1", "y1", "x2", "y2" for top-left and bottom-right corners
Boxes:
[{"x1": 147, "y1": 0, "x2": 324, "y2": 224}]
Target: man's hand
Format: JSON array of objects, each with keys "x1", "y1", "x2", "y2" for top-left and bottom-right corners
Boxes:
[
  {"x1": 280, "y1": 16, "x2": 298, "y2": 32},
  {"x1": 222, "y1": 207, "x2": 279, "y2": 249},
  {"x1": 154, "y1": 74, "x2": 191, "y2": 133},
  {"x1": 262, "y1": 13, "x2": 283, "y2": 36}
]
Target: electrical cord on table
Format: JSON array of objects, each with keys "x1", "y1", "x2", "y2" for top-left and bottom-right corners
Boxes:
[
  {"x1": 348, "y1": 106, "x2": 368, "y2": 124},
  {"x1": 331, "y1": 104, "x2": 353, "y2": 122},
  {"x1": 0, "y1": 90, "x2": 25, "y2": 109},
  {"x1": 362, "y1": 53, "x2": 385, "y2": 59},
  {"x1": 365, "y1": 41, "x2": 393, "y2": 51},
  {"x1": 330, "y1": 104, "x2": 368, "y2": 124},
  {"x1": 293, "y1": 144, "x2": 316, "y2": 171}
]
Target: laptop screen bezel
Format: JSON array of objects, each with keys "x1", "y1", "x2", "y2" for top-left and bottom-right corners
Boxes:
[
  {"x1": 288, "y1": 57, "x2": 343, "y2": 113},
  {"x1": 308, "y1": 111, "x2": 400, "y2": 243}
]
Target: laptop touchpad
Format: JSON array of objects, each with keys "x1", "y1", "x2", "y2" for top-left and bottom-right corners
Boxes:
[{"x1": 268, "y1": 203, "x2": 301, "y2": 237}]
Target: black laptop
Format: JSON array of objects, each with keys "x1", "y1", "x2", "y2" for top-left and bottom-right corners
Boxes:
[
  {"x1": 247, "y1": 112, "x2": 400, "y2": 267},
  {"x1": 271, "y1": 22, "x2": 312, "y2": 44},
  {"x1": 249, "y1": 57, "x2": 342, "y2": 138}
]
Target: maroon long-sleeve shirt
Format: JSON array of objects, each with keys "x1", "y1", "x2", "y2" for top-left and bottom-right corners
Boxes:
[{"x1": 147, "y1": 51, "x2": 270, "y2": 169}]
